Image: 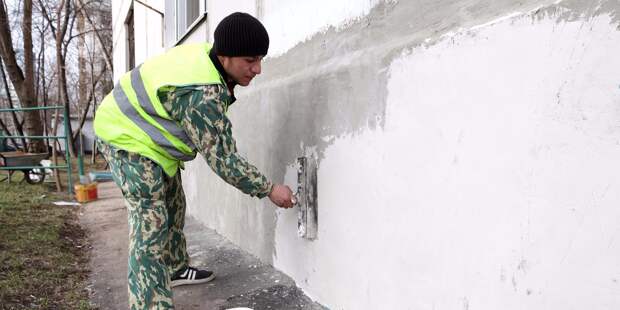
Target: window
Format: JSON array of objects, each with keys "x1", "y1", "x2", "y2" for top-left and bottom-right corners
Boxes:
[
  {"x1": 175, "y1": 0, "x2": 205, "y2": 39},
  {"x1": 164, "y1": 0, "x2": 207, "y2": 47}
]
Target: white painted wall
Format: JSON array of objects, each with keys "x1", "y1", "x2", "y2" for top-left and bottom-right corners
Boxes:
[
  {"x1": 206, "y1": 0, "x2": 256, "y2": 42},
  {"x1": 111, "y1": 0, "x2": 165, "y2": 81},
  {"x1": 272, "y1": 10, "x2": 620, "y2": 310},
  {"x1": 176, "y1": 24, "x2": 209, "y2": 45}
]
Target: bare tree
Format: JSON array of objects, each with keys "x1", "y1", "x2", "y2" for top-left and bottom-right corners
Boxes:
[
  {"x1": 34, "y1": 0, "x2": 112, "y2": 158},
  {"x1": 72, "y1": 0, "x2": 111, "y2": 144},
  {"x1": 0, "y1": 58, "x2": 27, "y2": 149},
  {"x1": 0, "y1": 0, "x2": 47, "y2": 152},
  {"x1": 37, "y1": 0, "x2": 79, "y2": 156},
  {"x1": 74, "y1": 0, "x2": 110, "y2": 71},
  {"x1": 34, "y1": 19, "x2": 52, "y2": 148},
  {"x1": 0, "y1": 115, "x2": 19, "y2": 149}
]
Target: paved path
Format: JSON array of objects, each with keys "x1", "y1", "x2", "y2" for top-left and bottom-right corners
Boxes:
[{"x1": 80, "y1": 182, "x2": 326, "y2": 310}]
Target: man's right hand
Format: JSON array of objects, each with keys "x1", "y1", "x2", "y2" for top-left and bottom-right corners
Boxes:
[{"x1": 268, "y1": 184, "x2": 294, "y2": 209}]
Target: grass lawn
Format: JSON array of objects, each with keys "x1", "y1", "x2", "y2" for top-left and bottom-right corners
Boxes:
[{"x1": 0, "y1": 157, "x2": 104, "y2": 309}]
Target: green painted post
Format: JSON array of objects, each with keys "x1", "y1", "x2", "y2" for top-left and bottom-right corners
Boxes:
[
  {"x1": 63, "y1": 106, "x2": 73, "y2": 195},
  {"x1": 0, "y1": 129, "x2": 6, "y2": 152}
]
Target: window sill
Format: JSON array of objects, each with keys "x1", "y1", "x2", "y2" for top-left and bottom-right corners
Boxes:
[{"x1": 174, "y1": 12, "x2": 208, "y2": 47}]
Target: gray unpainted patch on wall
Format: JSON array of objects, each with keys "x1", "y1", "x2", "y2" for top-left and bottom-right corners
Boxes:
[{"x1": 233, "y1": 0, "x2": 620, "y2": 172}]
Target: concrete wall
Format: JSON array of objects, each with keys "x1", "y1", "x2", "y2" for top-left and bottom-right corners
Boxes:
[{"x1": 180, "y1": 0, "x2": 620, "y2": 309}]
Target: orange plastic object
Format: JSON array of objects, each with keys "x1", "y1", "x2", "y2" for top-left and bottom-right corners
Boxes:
[{"x1": 75, "y1": 183, "x2": 98, "y2": 203}]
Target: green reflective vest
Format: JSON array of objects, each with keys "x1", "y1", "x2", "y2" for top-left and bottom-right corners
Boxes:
[{"x1": 94, "y1": 43, "x2": 222, "y2": 176}]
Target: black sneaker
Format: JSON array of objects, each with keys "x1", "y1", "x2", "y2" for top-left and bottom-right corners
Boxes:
[{"x1": 171, "y1": 267, "x2": 215, "y2": 287}]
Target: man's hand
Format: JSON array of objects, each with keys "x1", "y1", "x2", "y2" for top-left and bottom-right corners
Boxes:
[{"x1": 268, "y1": 184, "x2": 294, "y2": 209}]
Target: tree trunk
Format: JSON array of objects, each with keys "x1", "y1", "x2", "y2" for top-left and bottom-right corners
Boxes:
[
  {"x1": 77, "y1": 10, "x2": 88, "y2": 108},
  {"x1": 76, "y1": 8, "x2": 87, "y2": 154},
  {"x1": 19, "y1": 0, "x2": 45, "y2": 152},
  {"x1": 55, "y1": 0, "x2": 76, "y2": 157},
  {"x1": 0, "y1": 117, "x2": 20, "y2": 149},
  {"x1": 51, "y1": 106, "x2": 62, "y2": 192},
  {"x1": 73, "y1": 65, "x2": 106, "y2": 142},
  {"x1": 38, "y1": 28, "x2": 50, "y2": 151},
  {"x1": 0, "y1": 0, "x2": 46, "y2": 152},
  {"x1": 0, "y1": 59, "x2": 26, "y2": 150}
]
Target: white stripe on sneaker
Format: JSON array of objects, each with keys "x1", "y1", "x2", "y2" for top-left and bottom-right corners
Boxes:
[
  {"x1": 181, "y1": 269, "x2": 189, "y2": 278},
  {"x1": 190, "y1": 269, "x2": 196, "y2": 280},
  {"x1": 171, "y1": 272, "x2": 215, "y2": 288}
]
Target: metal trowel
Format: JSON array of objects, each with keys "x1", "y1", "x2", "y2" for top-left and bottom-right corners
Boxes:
[{"x1": 292, "y1": 156, "x2": 318, "y2": 240}]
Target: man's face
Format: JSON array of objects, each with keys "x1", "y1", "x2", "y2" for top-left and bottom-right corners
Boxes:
[{"x1": 220, "y1": 56, "x2": 264, "y2": 86}]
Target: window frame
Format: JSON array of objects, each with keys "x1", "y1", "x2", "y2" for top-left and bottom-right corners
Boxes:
[
  {"x1": 124, "y1": 6, "x2": 135, "y2": 71},
  {"x1": 174, "y1": 0, "x2": 207, "y2": 45}
]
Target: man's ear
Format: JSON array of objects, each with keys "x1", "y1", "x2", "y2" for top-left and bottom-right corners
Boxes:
[{"x1": 217, "y1": 55, "x2": 230, "y2": 69}]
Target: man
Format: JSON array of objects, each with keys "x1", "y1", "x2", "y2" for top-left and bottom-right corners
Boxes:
[{"x1": 94, "y1": 12, "x2": 294, "y2": 309}]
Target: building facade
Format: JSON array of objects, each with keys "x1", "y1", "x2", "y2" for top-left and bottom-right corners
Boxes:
[{"x1": 111, "y1": 1, "x2": 620, "y2": 309}]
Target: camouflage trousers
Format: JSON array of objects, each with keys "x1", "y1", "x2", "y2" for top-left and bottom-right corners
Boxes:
[{"x1": 98, "y1": 140, "x2": 188, "y2": 309}]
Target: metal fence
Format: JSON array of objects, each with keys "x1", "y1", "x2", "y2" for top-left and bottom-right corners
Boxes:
[{"x1": 0, "y1": 106, "x2": 73, "y2": 194}]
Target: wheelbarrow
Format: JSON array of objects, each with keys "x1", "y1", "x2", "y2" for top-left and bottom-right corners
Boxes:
[{"x1": 0, "y1": 151, "x2": 49, "y2": 184}]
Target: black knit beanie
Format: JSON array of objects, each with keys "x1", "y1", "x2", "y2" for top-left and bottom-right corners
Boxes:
[{"x1": 213, "y1": 12, "x2": 269, "y2": 57}]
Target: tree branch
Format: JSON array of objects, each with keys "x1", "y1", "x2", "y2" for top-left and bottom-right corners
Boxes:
[
  {"x1": 74, "y1": 0, "x2": 112, "y2": 71},
  {"x1": 36, "y1": 0, "x2": 57, "y2": 37},
  {"x1": 71, "y1": 62, "x2": 105, "y2": 142},
  {"x1": 67, "y1": 26, "x2": 111, "y2": 42}
]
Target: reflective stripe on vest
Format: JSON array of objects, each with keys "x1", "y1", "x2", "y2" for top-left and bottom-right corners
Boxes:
[{"x1": 112, "y1": 66, "x2": 196, "y2": 161}]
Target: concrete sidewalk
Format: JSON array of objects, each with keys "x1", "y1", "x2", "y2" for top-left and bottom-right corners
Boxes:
[{"x1": 80, "y1": 182, "x2": 326, "y2": 310}]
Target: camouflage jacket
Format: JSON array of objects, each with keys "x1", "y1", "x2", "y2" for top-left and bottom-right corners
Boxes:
[{"x1": 158, "y1": 84, "x2": 273, "y2": 199}]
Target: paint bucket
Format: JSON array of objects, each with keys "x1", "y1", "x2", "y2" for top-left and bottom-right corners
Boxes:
[
  {"x1": 75, "y1": 182, "x2": 98, "y2": 203},
  {"x1": 87, "y1": 182, "x2": 98, "y2": 200}
]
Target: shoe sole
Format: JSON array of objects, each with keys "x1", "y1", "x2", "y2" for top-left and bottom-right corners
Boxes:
[{"x1": 171, "y1": 274, "x2": 215, "y2": 288}]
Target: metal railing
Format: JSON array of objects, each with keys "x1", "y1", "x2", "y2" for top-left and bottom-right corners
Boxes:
[{"x1": 0, "y1": 105, "x2": 73, "y2": 194}]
